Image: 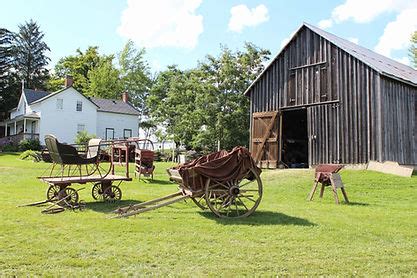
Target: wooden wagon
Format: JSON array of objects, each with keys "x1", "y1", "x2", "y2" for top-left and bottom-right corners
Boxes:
[
  {"x1": 114, "y1": 147, "x2": 263, "y2": 218},
  {"x1": 24, "y1": 135, "x2": 149, "y2": 213}
]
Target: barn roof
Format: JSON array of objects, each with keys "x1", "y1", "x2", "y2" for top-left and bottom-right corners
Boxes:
[
  {"x1": 90, "y1": 98, "x2": 140, "y2": 116},
  {"x1": 245, "y1": 23, "x2": 417, "y2": 95}
]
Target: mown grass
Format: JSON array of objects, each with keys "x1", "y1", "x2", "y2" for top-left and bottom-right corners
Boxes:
[{"x1": 0, "y1": 152, "x2": 416, "y2": 276}]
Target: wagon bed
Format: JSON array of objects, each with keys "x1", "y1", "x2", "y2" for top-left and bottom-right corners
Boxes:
[
  {"x1": 114, "y1": 147, "x2": 263, "y2": 218},
  {"x1": 39, "y1": 174, "x2": 132, "y2": 185}
]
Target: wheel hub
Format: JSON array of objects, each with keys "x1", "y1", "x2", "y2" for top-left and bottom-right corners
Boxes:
[{"x1": 229, "y1": 186, "x2": 240, "y2": 196}]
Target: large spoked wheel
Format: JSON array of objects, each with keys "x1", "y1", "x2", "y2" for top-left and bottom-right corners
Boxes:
[
  {"x1": 91, "y1": 182, "x2": 104, "y2": 200},
  {"x1": 191, "y1": 194, "x2": 208, "y2": 210},
  {"x1": 103, "y1": 185, "x2": 122, "y2": 202},
  {"x1": 46, "y1": 184, "x2": 61, "y2": 200},
  {"x1": 58, "y1": 187, "x2": 79, "y2": 207},
  {"x1": 205, "y1": 168, "x2": 262, "y2": 218}
]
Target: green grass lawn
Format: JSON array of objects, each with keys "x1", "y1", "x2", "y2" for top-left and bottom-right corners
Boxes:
[{"x1": 0, "y1": 152, "x2": 416, "y2": 276}]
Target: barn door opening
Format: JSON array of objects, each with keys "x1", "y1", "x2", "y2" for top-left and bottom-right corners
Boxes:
[
  {"x1": 281, "y1": 109, "x2": 308, "y2": 168},
  {"x1": 251, "y1": 111, "x2": 281, "y2": 168}
]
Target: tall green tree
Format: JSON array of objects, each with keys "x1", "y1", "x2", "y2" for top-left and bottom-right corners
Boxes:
[
  {"x1": 0, "y1": 28, "x2": 19, "y2": 119},
  {"x1": 119, "y1": 40, "x2": 151, "y2": 112},
  {"x1": 147, "y1": 43, "x2": 270, "y2": 151},
  {"x1": 13, "y1": 19, "x2": 50, "y2": 89},
  {"x1": 50, "y1": 46, "x2": 104, "y2": 93},
  {"x1": 86, "y1": 56, "x2": 122, "y2": 98},
  {"x1": 410, "y1": 31, "x2": 417, "y2": 68}
]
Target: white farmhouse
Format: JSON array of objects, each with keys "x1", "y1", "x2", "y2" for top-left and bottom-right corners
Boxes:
[{"x1": 0, "y1": 77, "x2": 140, "y2": 145}]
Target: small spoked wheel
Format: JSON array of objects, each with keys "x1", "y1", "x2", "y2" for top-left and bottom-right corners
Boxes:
[
  {"x1": 191, "y1": 194, "x2": 208, "y2": 210},
  {"x1": 205, "y1": 168, "x2": 262, "y2": 218},
  {"x1": 103, "y1": 186, "x2": 122, "y2": 202},
  {"x1": 58, "y1": 187, "x2": 79, "y2": 207},
  {"x1": 91, "y1": 182, "x2": 104, "y2": 200},
  {"x1": 46, "y1": 185, "x2": 61, "y2": 200}
]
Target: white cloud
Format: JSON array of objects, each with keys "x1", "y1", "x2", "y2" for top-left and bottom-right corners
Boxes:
[
  {"x1": 374, "y1": 8, "x2": 417, "y2": 57},
  {"x1": 348, "y1": 37, "x2": 359, "y2": 44},
  {"x1": 394, "y1": 56, "x2": 410, "y2": 65},
  {"x1": 318, "y1": 19, "x2": 333, "y2": 29},
  {"x1": 228, "y1": 4, "x2": 269, "y2": 33},
  {"x1": 117, "y1": 0, "x2": 204, "y2": 49}
]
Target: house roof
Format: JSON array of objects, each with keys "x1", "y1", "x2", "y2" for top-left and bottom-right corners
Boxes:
[
  {"x1": 24, "y1": 89, "x2": 50, "y2": 104},
  {"x1": 90, "y1": 98, "x2": 141, "y2": 116},
  {"x1": 22, "y1": 87, "x2": 139, "y2": 115},
  {"x1": 245, "y1": 23, "x2": 417, "y2": 95}
]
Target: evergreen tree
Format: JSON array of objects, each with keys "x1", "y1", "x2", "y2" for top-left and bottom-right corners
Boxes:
[
  {"x1": 13, "y1": 19, "x2": 50, "y2": 89},
  {"x1": 0, "y1": 28, "x2": 19, "y2": 120}
]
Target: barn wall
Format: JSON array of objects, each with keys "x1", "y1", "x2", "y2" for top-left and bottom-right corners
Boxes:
[
  {"x1": 249, "y1": 26, "x2": 385, "y2": 165},
  {"x1": 380, "y1": 77, "x2": 417, "y2": 165}
]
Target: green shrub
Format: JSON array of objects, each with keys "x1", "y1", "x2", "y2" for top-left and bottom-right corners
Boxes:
[
  {"x1": 1, "y1": 143, "x2": 19, "y2": 152},
  {"x1": 18, "y1": 139, "x2": 41, "y2": 151},
  {"x1": 19, "y1": 150, "x2": 42, "y2": 162},
  {"x1": 75, "y1": 130, "x2": 96, "y2": 145}
]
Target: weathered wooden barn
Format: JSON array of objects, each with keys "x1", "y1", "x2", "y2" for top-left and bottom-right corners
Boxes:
[{"x1": 245, "y1": 23, "x2": 417, "y2": 168}]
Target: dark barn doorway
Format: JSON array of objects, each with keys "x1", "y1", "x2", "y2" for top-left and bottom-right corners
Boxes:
[{"x1": 281, "y1": 109, "x2": 308, "y2": 168}]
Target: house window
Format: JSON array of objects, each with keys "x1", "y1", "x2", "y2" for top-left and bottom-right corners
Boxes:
[
  {"x1": 77, "y1": 124, "x2": 86, "y2": 133},
  {"x1": 105, "y1": 128, "x2": 115, "y2": 140},
  {"x1": 123, "y1": 129, "x2": 132, "y2": 139},
  {"x1": 56, "y1": 99, "x2": 63, "y2": 110},
  {"x1": 76, "y1": 100, "x2": 83, "y2": 111}
]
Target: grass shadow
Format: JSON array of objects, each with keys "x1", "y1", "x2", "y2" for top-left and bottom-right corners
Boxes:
[
  {"x1": 0, "y1": 152, "x2": 20, "y2": 156},
  {"x1": 85, "y1": 199, "x2": 143, "y2": 214},
  {"x1": 345, "y1": 201, "x2": 370, "y2": 206},
  {"x1": 198, "y1": 210, "x2": 316, "y2": 226},
  {"x1": 139, "y1": 179, "x2": 173, "y2": 185}
]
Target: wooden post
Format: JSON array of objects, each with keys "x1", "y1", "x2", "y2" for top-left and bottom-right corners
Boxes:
[
  {"x1": 23, "y1": 118, "x2": 26, "y2": 135},
  {"x1": 14, "y1": 121, "x2": 17, "y2": 135},
  {"x1": 125, "y1": 142, "x2": 129, "y2": 178}
]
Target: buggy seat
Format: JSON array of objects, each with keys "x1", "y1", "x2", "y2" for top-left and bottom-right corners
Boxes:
[{"x1": 45, "y1": 134, "x2": 102, "y2": 165}]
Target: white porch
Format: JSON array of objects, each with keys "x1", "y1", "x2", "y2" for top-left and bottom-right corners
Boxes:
[{"x1": 0, "y1": 113, "x2": 40, "y2": 145}]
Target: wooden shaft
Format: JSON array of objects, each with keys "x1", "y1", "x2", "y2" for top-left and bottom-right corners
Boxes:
[
  {"x1": 114, "y1": 191, "x2": 183, "y2": 213},
  {"x1": 114, "y1": 195, "x2": 189, "y2": 218}
]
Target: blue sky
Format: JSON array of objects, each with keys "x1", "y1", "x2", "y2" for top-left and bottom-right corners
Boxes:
[{"x1": 1, "y1": 0, "x2": 416, "y2": 73}]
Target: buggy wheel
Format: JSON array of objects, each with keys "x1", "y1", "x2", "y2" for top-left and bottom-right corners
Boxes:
[
  {"x1": 191, "y1": 195, "x2": 208, "y2": 210},
  {"x1": 58, "y1": 187, "x2": 78, "y2": 206},
  {"x1": 91, "y1": 182, "x2": 104, "y2": 200},
  {"x1": 46, "y1": 185, "x2": 61, "y2": 200},
  {"x1": 103, "y1": 186, "x2": 122, "y2": 202},
  {"x1": 205, "y1": 168, "x2": 262, "y2": 218}
]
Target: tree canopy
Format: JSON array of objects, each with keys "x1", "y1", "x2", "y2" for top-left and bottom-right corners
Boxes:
[
  {"x1": 13, "y1": 19, "x2": 50, "y2": 89},
  {"x1": 147, "y1": 43, "x2": 270, "y2": 151}
]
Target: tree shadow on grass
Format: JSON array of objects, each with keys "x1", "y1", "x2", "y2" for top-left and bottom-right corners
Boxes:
[
  {"x1": 345, "y1": 201, "x2": 370, "y2": 206},
  {"x1": 198, "y1": 210, "x2": 316, "y2": 226},
  {"x1": 0, "y1": 152, "x2": 20, "y2": 157},
  {"x1": 85, "y1": 199, "x2": 143, "y2": 214}
]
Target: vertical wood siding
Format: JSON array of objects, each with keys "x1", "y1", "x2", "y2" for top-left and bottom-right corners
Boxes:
[
  {"x1": 381, "y1": 77, "x2": 417, "y2": 164},
  {"x1": 248, "y1": 26, "x2": 416, "y2": 166}
]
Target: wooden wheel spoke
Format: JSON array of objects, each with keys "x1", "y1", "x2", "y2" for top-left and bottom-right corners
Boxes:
[
  {"x1": 239, "y1": 195, "x2": 257, "y2": 203},
  {"x1": 237, "y1": 196, "x2": 249, "y2": 212}
]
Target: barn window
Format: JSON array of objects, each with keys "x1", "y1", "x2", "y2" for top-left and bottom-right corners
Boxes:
[{"x1": 320, "y1": 66, "x2": 328, "y2": 100}]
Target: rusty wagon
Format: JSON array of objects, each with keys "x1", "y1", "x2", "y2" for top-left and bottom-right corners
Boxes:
[{"x1": 114, "y1": 147, "x2": 263, "y2": 218}]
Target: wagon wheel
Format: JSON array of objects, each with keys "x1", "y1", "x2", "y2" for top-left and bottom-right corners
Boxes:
[
  {"x1": 46, "y1": 184, "x2": 61, "y2": 200},
  {"x1": 205, "y1": 168, "x2": 262, "y2": 218},
  {"x1": 191, "y1": 195, "x2": 208, "y2": 210},
  {"x1": 91, "y1": 182, "x2": 104, "y2": 200},
  {"x1": 58, "y1": 187, "x2": 79, "y2": 207},
  {"x1": 103, "y1": 186, "x2": 122, "y2": 202}
]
